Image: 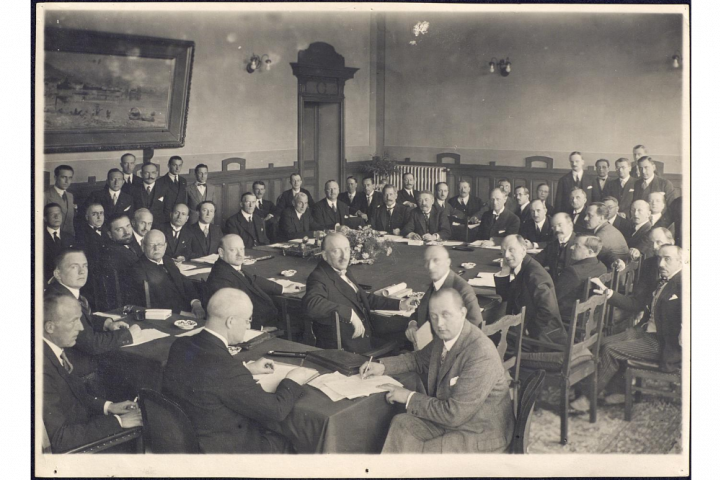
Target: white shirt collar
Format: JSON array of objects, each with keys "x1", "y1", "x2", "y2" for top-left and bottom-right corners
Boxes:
[
  {"x1": 199, "y1": 221, "x2": 211, "y2": 229},
  {"x1": 535, "y1": 218, "x2": 546, "y2": 230},
  {"x1": 204, "y1": 327, "x2": 229, "y2": 348},
  {"x1": 436, "y1": 200, "x2": 445, "y2": 207},
  {"x1": 196, "y1": 182, "x2": 206, "y2": 187},
  {"x1": 386, "y1": 202, "x2": 396, "y2": 210},
  {"x1": 519, "y1": 202, "x2": 529, "y2": 211},
  {"x1": 634, "y1": 220, "x2": 649, "y2": 231},
  {"x1": 403, "y1": 189, "x2": 412, "y2": 195},
  {"x1": 57, "y1": 280, "x2": 80, "y2": 299},
  {"x1": 443, "y1": 328, "x2": 462, "y2": 353},
  {"x1": 608, "y1": 215, "x2": 617, "y2": 224},
  {"x1": 54, "y1": 186, "x2": 67, "y2": 197},
  {"x1": 144, "y1": 182, "x2": 155, "y2": 191},
  {"x1": 124, "y1": 173, "x2": 133, "y2": 180},
  {"x1": 47, "y1": 226, "x2": 60, "y2": 237},
  {"x1": 109, "y1": 189, "x2": 120, "y2": 198},
  {"x1": 558, "y1": 234, "x2": 572, "y2": 244},
  {"x1": 292, "y1": 188, "x2": 301, "y2": 195},
  {"x1": 573, "y1": 170, "x2": 583, "y2": 181},
  {"x1": 493, "y1": 207, "x2": 505, "y2": 216},
  {"x1": 643, "y1": 174, "x2": 655, "y2": 186},
  {"x1": 43, "y1": 338, "x2": 64, "y2": 364},
  {"x1": 242, "y1": 211, "x2": 254, "y2": 222},
  {"x1": 348, "y1": 191, "x2": 355, "y2": 198},
  {"x1": 147, "y1": 256, "x2": 164, "y2": 266},
  {"x1": 651, "y1": 213, "x2": 662, "y2": 223},
  {"x1": 295, "y1": 210, "x2": 304, "y2": 220},
  {"x1": 327, "y1": 199, "x2": 336, "y2": 208},
  {"x1": 171, "y1": 224, "x2": 182, "y2": 232},
  {"x1": 169, "y1": 173, "x2": 177, "y2": 181},
  {"x1": 619, "y1": 176, "x2": 629, "y2": 186},
  {"x1": 433, "y1": 270, "x2": 451, "y2": 292}
]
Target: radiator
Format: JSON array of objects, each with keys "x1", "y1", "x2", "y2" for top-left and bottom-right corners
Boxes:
[{"x1": 375, "y1": 165, "x2": 447, "y2": 193}]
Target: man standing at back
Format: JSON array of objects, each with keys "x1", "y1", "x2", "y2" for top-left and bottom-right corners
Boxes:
[
  {"x1": 398, "y1": 172, "x2": 421, "y2": 208},
  {"x1": 555, "y1": 151, "x2": 593, "y2": 214},
  {"x1": 591, "y1": 159, "x2": 612, "y2": 202},
  {"x1": 155, "y1": 156, "x2": 188, "y2": 214},
  {"x1": 607, "y1": 158, "x2": 635, "y2": 216},
  {"x1": 84, "y1": 168, "x2": 134, "y2": 219},
  {"x1": 131, "y1": 163, "x2": 168, "y2": 224},
  {"x1": 186, "y1": 163, "x2": 216, "y2": 224},
  {"x1": 275, "y1": 174, "x2": 314, "y2": 215},
  {"x1": 45, "y1": 165, "x2": 76, "y2": 236},
  {"x1": 119, "y1": 153, "x2": 142, "y2": 195},
  {"x1": 633, "y1": 156, "x2": 676, "y2": 205}
]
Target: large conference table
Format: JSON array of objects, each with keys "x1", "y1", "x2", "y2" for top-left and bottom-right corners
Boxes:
[{"x1": 97, "y1": 242, "x2": 507, "y2": 453}]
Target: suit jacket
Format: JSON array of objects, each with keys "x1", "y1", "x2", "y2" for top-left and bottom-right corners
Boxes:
[
  {"x1": 312, "y1": 198, "x2": 351, "y2": 230},
  {"x1": 275, "y1": 188, "x2": 314, "y2": 216},
  {"x1": 633, "y1": 175, "x2": 677, "y2": 206},
  {"x1": 44, "y1": 229, "x2": 76, "y2": 282},
  {"x1": 130, "y1": 255, "x2": 200, "y2": 312},
  {"x1": 338, "y1": 191, "x2": 362, "y2": 214},
  {"x1": 45, "y1": 187, "x2": 75, "y2": 235},
  {"x1": 400, "y1": 206, "x2": 452, "y2": 240},
  {"x1": 43, "y1": 342, "x2": 122, "y2": 453},
  {"x1": 224, "y1": 212, "x2": 269, "y2": 248},
  {"x1": 434, "y1": 200, "x2": 452, "y2": 221},
  {"x1": 156, "y1": 173, "x2": 188, "y2": 211},
  {"x1": 554, "y1": 257, "x2": 608, "y2": 323},
  {"x1": 278, "y1": 208, "x2": 321, "y2": 241},
  {"x1": 535, "y1": 232, "x2": 576, "y2": 282},
  {"x1": 255, "y1": 198, "x2": 276, "y2": 220},
  {"x1": 131, "y1": 181, "x2": 170, "y2": 224},
  {"x1": 84, "y1": 187, "x2": 134, "y2": 220},
  {"x1": 355, "y1": 190, "x2": 384, "y2": 216},
  {"x1": 668, "y1": 197, "x2": 682, "y2": 247},
  {"x1": 555, "y1": 171, "x2": 594, "y2": 214},
  {"x1": 397, "y1": 188, "x2": 421, "y2": 207},
  {"x1": 415, "y1": 271, "x2": 483, "y2": 328},
  {"x1": 592, "y1": 222, "x2": 629, "y2": 268},
  {"x1": 98, "y1": 241, "x2": 142, "y2": 309},
  {"x1": 371, "y1": 203, "x2": 411, "y2": 233},
  {"x1": 504, "y1": 196, "x2": 519, "y2": 217},
  {"x1": 627, "y1": 222, "x2": 654, "y2": 258},
  {"x1": 606, "y1": 177, "x2": 635, "y2": 216},
  {"x1": 515, "y1": 203, "x2": 533, "y2": 226},
  {"x1": 188, "y1": 222, "x2": 223, "y2": 258},
  {"x1": 519, "y1": 218, "x2": 553, "y2": 248},
  {"x1": 382, "y1": 321, "x2": 514, "y2": 452},
  {"x1": 609, "y1": 214, "x2": 633, "y2": 240},
  {"x1": 158, "y1": 223, "x2": 195, "y2": 260},
  {"x1": 186, "y1": 183, "x2": 217, "y2": 224},
  {"x1": 120, "y1": 173, "x2": 143, "y2": 195},
  {"x1": 74, "y1": 223, "x2": 106, "y2": 269},
  {"x1": 204, "y1": 258, "x2": 282, "y2": 329},
  {"x1": 302, "y1": 259, "x2": 401, "y2": 353},
  {"x1": 162, "y1": 330, "x2": 304, "y2": 453},
  {"x1": 590, "y1": 177, "x2": 612, "y2": 203},
  {"x1": 608, "y1": 271, "x2": 683, "y2": 371},
  {"x1": 448, "y1": 195, "x2": 485, "y2": 222},
  {"x1": 476, "y1": 209, "x2": 521, "y2": 242},
  {"x1": 570, "y1": 205, "x2": 590, "y2": 233},
  {"x1": 494, "y1": 255, "x2": 566, "y2": 343}
]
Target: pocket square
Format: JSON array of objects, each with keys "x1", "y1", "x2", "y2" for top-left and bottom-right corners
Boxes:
[
  {"x1": 629, "y1": 189, "x2": 634, "y2": 192},
  {"x1": 669, "y1": 294, "x2": 679, "y2": 301},
  {"x1": 124, "y1": 206, "x2": 131, "y2": 211},
  {"x1": 450, "y1": 376, "x2": 459, "y2": 387},
  {"x1": 587, "y1": 186, "x2": 593, "y2": 189},
  {"x1": 158, "y1": 196, "x2": 164, "y2": 202},
  {"x1": 499, "y1": 230, "x2": 506, "y2": 234}
]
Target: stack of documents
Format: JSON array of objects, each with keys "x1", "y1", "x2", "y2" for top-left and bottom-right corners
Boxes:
[
  {"x1": 180, "y1": 267, "x2": 212, "y2": 277},
  {"x1": 320, "y1": 374, "x2": 404, "y2": 400},
  {"x1": 145, "y1": 309, "x2": 172, "y2": 320},
  {"x1": 289, "y1": 238, "x2": 317, "y2": 245},
  {"x1": 194, "y1": 254, "x2": 220, "y2": 264},
  {"x1": 268, "y1": 242, "x2": 294, "y2": 249},
  {"x1": 252, "y1": 363, "x2": 304, "y2": 393},
  {"x1": 121, "y1": 328, "x2": 169, "y2": 347},
  {"x1": 468, "y1": 272, "x2": 497, "y2": 288}
]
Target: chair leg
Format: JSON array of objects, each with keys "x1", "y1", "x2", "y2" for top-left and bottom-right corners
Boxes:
[
  {"x1": 635, "y1": 376, "x2": 643, "y2": 403},
  {"x1": 624, "y1": 370, "x2": 634, "y2": 421},
  {"x1": 589, "y1": 372, "x2": 598, "y2": 424},
  {"x1": 560, "y1": 379, "x2": 569, "y2": 445}
]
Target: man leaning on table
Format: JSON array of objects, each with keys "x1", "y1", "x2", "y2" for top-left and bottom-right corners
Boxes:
[{"x1": 362, "y1": 288, "x2": 514, "y2": 453}]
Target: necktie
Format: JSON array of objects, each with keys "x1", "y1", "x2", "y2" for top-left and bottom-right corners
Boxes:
[
  {"x1": 387, "y1": 208, "x2": 393, "y2": 216},
  {"x1": 573, "y1": 174, "x2": 579, "y2": 185},
  {"x1": 573, "y1": 212, "x2": 579, "y2": 224},
  {"x1": 424, "y1": 213, "x2": 430, "y2": 229},
  {"x1": 648, "y1": 277, "x2": 669, "y2": 327},
  {"x1": 60, "y1": 351, "x2": 73, "y2": 374},
  {"x1": 78, "y1": 295, "x2": 90, "y2": 316},
  {"x1": 331, "y1": 203, "x2": 337, "y2": 213},
  {"x1": 339, "y1": 270, "x2": 358, "y2": 293},
  {"x1": 125, "y1": 175, "x2": 131, "y2": 183},
  {"x1": 440, "y1": 345, "x2": 448, "y2": 365},
  {"x1": 173, "y1": 230, "x2": 179, "y2": 239},
  {"x1": 173, "y1": 176, "x2": 178, "y2": 184},
  {"x1": 52, "y1": 231, "x2": 59, "y2": 244},
  {"x1": 509, "y1": 271, "x2": 516, "y2": 282},
  {"x1": 460, "y1": 198, "x2": 466, "y2": 206},
  {"x1": 93, "y1": 227, "x2": 102, "y2": 235},
  {"x1": 257, "y1": 200, "x2": 262, "y2": 209},
  {"x1": 146, "y1": 185, "x2": 152, "y2": 194},
  {"x1": 203, "y1": 225, "x2": 209, "y2": 237},
  {"x1": 61, "y1": 192, "x2": 67, "y2": 202},
  {"x1": 112, "y1": 193, "x2": 117, "y2": 205},
  {"x1": 536, "y1": 223, "x2": 541, "y2": 233}
]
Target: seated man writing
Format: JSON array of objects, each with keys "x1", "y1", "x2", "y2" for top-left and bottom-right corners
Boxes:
[{"x1": 361, "y1": 288, "x2": 514, "y2": 453}]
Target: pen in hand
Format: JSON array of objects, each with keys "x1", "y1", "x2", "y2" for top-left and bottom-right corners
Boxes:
[{"x1": 361, "y1": 356, "x2": 374, "y2": 380}]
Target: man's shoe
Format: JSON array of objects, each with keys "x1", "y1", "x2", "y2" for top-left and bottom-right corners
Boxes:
[
  {"x1": 569, "y1": 395, "x2": 590, "y2": 412},
  {"x1": 604, "y1": 393, "x2": 626, "y2": 405}
]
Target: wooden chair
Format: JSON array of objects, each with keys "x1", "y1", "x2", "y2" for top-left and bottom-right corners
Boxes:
[
  {"x1": 482, "y1": 307, "x2": 526, "y2": 413},
  {"x1": 273, "y1": 295, "x2": 297, "y2": 343},
  {"x1": 42, "y1": 419, "x2": 143, "y2": 454},
  {"x1": 624, "y1": 361, "x2": 681, "y2": 421},
  {"x1": 509, "y1": 369, "x2": 546, "y2": 454},
  {"x1": 583, "y1": 268, "x2": 617, "y2": 335},
  {"x1": 525, "y1": 156, "x2": 554, "y2": 169},
  {"x1": 332, "y1": 312, "x2": 398, "y2": 358},
  {"x1": 138, "y1": 388, "x2": 200, "y2": 453},
  {"x1": 520, "y1": 294, "x2": 608, "y2": 444},
  {"x1": 143, "y1": 280, "x2": 152, "y2": 308}
]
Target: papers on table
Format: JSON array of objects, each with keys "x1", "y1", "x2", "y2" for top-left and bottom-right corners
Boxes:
[
  {"x1": 467, "y1": 241, "x2": 501, "y2": 249},
  {"x1": 268, "y1": 242, "x2": 294, "y2": 249},
  {"x1": 323, "y1": 374, "x2": 403, "y2": 400},
  {"x1": 177, "y1": 263, "x2": 198, "y2": 272},
  {"x1": 407, "y1": 239, "x2": 424, "y2": 246},
  {"x1": 373, "y1": 309, "x2": 415, "y2": 318},
  {"x1": 145, "y1": 309, "x2": 172, "y2": 320},
  {"x1": 243, "y1": 329, "x2": 264, "y2": 342},
  {"x1": 442, "y1": 241, "x2": 465, "y2": 246},
  {"x1": 382, "y1": 234, "x2": 406, "y2": 243},
  {"x1": 468, "y1": 272, "x2": 497, "y2": 288},
  {"x1": 376, "y1": 282, "x2": 407, "y2": 297},
  {"x1": 180, "y1": 267, "x2": 212, "y2": 277},
  {"x1": 122, "y1": 328, "x2": 169, "y2": 347},
  {"x1": 308, "y1": 373, "x2": 349, "y2": 402},
  {"x1": 252, "y1": 362, "x2": 299, "y2": 393},
  {"x1": 176, "y1": 327, "x2": 204, "y2": 337},
  {"x1": 289, "y1": 238, "x2": 316, "y2": 245},
  {"x1": 415, "y1": 321, "x2": 433, "y2": 350},
  {"x1": 94, "y1": 312, "x2": 123, "y2": 321},
  {"x1": 194, "y1": 254, "x2": 220, "y2": 264},
  {"x1": 268, "y1": 278, "x2": 306, "y2": 293}
]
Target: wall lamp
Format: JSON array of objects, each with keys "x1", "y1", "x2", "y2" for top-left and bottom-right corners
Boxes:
[
  {"x1": 246, "y1": 53, "x2": 272, "y2": 74},
  {"x1": 671, "y1": 52, "x2": 682, "y2": 69},
  {"x1": 489, "y1": 57, "x2": 512, "y2": 77}
]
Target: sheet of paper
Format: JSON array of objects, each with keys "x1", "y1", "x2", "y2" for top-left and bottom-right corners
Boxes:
[
  {"x1": 376, "y1": 282, "x2": 407, "y2": 297},
  {"x1": 443, "y1": 241, "x2": 465, "y2": 246},
  {"x1": 268, "y1": 242, "x2": 294, "y2": 249},
  {"x1": 324, "y1": 375, "x2": 403, "y2": 399},
  {"x1": 121, "y1": 328, "x2": 169, "y2": 347},
  {"x1": 145, "y1": 309, "x2": 172, "y2": 320},
  {"x1": 180, "y1": 267, "x2": 212, "y2": 277},
  {"x1": 383, "y1": 235, "x2": 409, "y2": 243},
  {"x1": 268, "y1": 278, "x2": 306, "y2": 292},
  {"x1": 289, "y1": 238, "x2": 316, "y2": 245},
  {"x1": 93, "y1": 312, "x2": 123, "y2": 321},
  {"x1": 467, "y1": 223, "x2": 480, "y2": 229},
  {"x1": 372, "y1": 309, "x2": 415, "y2": 318},
  {"x1": 308, "y1": 373, "x2": 351, "y2": 402},
  {"x1": 415, "y1": 321, "x2": 433, "y2": 350},
  {"x1": 407, "y1": 239, "x2": 424, "y2": 246},
  {"x1": 252, "y1": 363, "x2": 319, "y2": 393},
  {"x1": 177, "y1": 263, "x2": 198, "y2": 272},
  {"x1": 176, "y1": 327, "x2": 204, "y2": 337},
  {"x1": 468, "y1": 272, "x2": 497, "y2": 288},
  {"x1": 194, "y1": 253, "x2": 219, "y2": 264}
]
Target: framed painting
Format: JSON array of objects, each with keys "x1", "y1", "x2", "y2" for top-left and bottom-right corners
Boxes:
[{"x1": 43, "y1": 28, "x2": 194, "y2": 153}]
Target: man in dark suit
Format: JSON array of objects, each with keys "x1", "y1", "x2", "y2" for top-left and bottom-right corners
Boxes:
[
  {"x1": 475, "y1": 188, "x2": 521, "y2": 246},
  {"x1": 405, "y1": 246, "x2": 484, "y2": 348},
  {"x1": 84, "y1": 169, "x2": 134, "y2": 219},
  {"x1": 633, "y1": 156, "x2": 677, "y2": 205},
  {"x1": 253, "y1": 181, "x2": 276, "y2": 222},
  {"x1": 371, "y1": 185, "x2": 410, "y2": 235},
  {"x1": 494, "y1": 235, "x2": 567, "y2": 344},
  {"x1": 155, "y1": 156, "x2": 188, "y2": 214},
  {"x1": 448, "y1": 180, "x2": 484, "y2": 229},
  {"x1": 189, "y1": 201, "x2": 223, "y2": 258},
  {"x1": 338, "y1": 176, "x2": 362, "y2": 214},
  {"x1": 42, "y1": 295, "x2": 142, "y2": 453},
  {"x1": 186, "y1": 163, "x2": 216, "y2": 225},
  {"x1": 554, "y1": 235, "x2": 608, "y2": 324},
  {"x1": 569, "y1": 187, "x2": 590, "y2": 232},
  {"x1": 397, "y1": 172, "x2": 421, "y2": 208},
  {"x1": 312, "y1": 180, "x2": 352, "y2": 230},
  {"x1": 225, "y1": 192, "x2": 270, "y2": 248},
  {"x1": 631, "y1": 145, "x2": 648, "y2": 178},
  {"x1": 74, "y1": 202, "x2": 106, "y2": 306},
  {"x1": 520, "y1": 200, "x2": 554, "y2": 249},
  {"x1": 401, "y1": 192, "x2": 452, "y2": 241},
  {"x1": 648, "y1": 192, "x2": 669, "y2": 226},
  {"x1": 163, "y1": 288, "x2": 315, "y2": 453},
  {"x1": 433, "y1": 181, "x2": 453, "y2": 220},
  {"x1": 129, "y1": 230, "x2": 205, "y2": 317},
  {"x1": 603, "y1": 196, "x2": 633, "y2": 240},
  {"x1": 513, "y1": 186, "x2": 532, "y2": 225},
  {"x1": 204, "y1": 234, "x2": 292, "y2": 331},
  {"x1": 355, "y1": 176, "x2": 385, "y2": 219},
  {"x1": 535, "y1": 183, "x2": 555, "y2": 217},
  {"x1": 572, "y1": 245, "x2": 683, "y2": 411},
  {"x1": 365, "y1": 289, "x2": 514, "y2": 453},
  {"x1": 119, "y1": 153, "x2": 143, "y2": 195},
  {"x1": 44, "y1": 203, "x2": 76, "y2": 282},
  {"x1": 278, "y1": 192, "x2": 322, "y2": 241},
  {"x1": 584, "y1": 202, "x2": 629, "y2": 268},
  {"x1": 157, "y1": 203, "x2": 195, "y2": 262},
  {"x1": 275, "y1": 174, "x2": 315, "y2": 216},
  {"x1": 99, "y1": 214, "x2": 144, "y2": 310},
  {"x1": 303, "y1": 233, "x2": 415, "y2": 353},
  {"x1": 130, "y1": 208, "x2": 154, "y2": 251},
  {"x1": 606, "y1": 158, "x2": 635, "y2": 216},
  {"x1": 591, "y1": 159, "x2": 612, "y2": 202},
  {"x1": 131, "y1": 162, "x2": 169, "y2": 224},
  {"x1": 535, "y1": 212, "x2": 576, "y2": 283},
  {"x1": 44, "y1": 165, "x2": 76, "y2": 236},
  {"x1": 555, "y1": 151, "x2": 594, "y2": 214},
  {"x1": 668, "y1": 196, "x2": 682, "y2": 247},
  {"x1": 627, "y1": 200, "x2": 654, "y2": 258}
]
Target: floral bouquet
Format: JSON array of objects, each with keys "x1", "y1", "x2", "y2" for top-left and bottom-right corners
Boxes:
[{"x1": 337, "y1": 225, "x2": 395, "y2": 265}]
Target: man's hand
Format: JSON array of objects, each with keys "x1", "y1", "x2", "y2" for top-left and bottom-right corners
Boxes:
[
  {"x1": 497, "y1": 261, "x2": 511, "y2": 277},
  {"x1": 128, "y1": 324, "x2": 142, "y2": 343},
  {"x1": 400, "y1": 297, "x2": 419, "y2": 311},
  {"x1": 359, "y1": 360, "x2": 385, "y2": 378},
  {"x1": 407, "y1": 233, "x2": 422, "y2": 241},
  {"x1": 379, "y1": 384, "x2": 412, "y2": 405},
  {"x1": 469, "y1": 216, "x2": 480, "y2": 224},
  {"x1": 359, "y1": 213, "x2": 368, "y2": 221},
  {"x1": 285, "y1": 367, "x2": 318, "y2": 385},
  {"x1": 264, "y1": 214, "x2": 274, "y2": 222},
  {"x1": 628, "y1": 248, "x2": 641, "y2": 260},
  {"x1": 246, "y1": 357, "x2": 275, "y2": 375},
  {"x1": 618, "y1": 212, "x2": 627, "y2": 219},
  {"x1": 523, "y1": 239, "x2": 534, "y2": 249},
  {"x1": 478, "y1": 240, "x2": 495, "y2": 248},
  {"x1": 117, "y1": 409, "x2": 143, "y2": 428},
  {"x1": 174, "y1": 256, "x2": 186, "y2": 263},
  {"x1": 350, "y1": 314, "x2": 366, "y2": 339},
  {"x1": 108, "y1": 400, "x2": 138, "y2": 415},
  {"x1": 191, "y1": 302, "x2": 206, "y2": 320},
  {"x1": 403, "y1": 201, "x2": 417, "y2": 209},
  {"x1": 590, "y1": 278, "x2": 609, "y2": 295},
  {"x1": 421, "y1": 233, "x2": 436, "y2": 242},
  {"x1": 392, "y1": 228, "x2": 401, "y2": 236},
  {"x1": 405, "y1": 320, "x2": 419, "y2": 345},
  {"x1": 105, "y1": 320, "x2": 129, "y2": 331},
  {"x1": 612, "y1": 259, "x2": 626, "y2": 272}
]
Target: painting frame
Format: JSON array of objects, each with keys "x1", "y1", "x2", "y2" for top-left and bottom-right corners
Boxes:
[{"x1": 43, "y1": 28, "x2": 195, "y2": 154}]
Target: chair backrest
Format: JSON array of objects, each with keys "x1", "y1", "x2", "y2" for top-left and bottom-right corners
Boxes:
[
  {"x1": 333, "y1": 311, "x2": 343, "y2": 350},
  {"x1": 138, "y1": 388, "x2": 200, "y2": 453},
  {"x1": 563, "y1": 294, "x2": 608, "y2": 378},
  {"x1": 510, "y1": 369, "x2": 546, "y2": 454},
  {"x1": 524, "y1": 156, "x2": 554, "y2": 169},
  {"x1": 143, "y1": 280, "x2": 152, "y2": 308},
  {"x1": 483, "y1": 307, "x2": 526, "y2": 413}
]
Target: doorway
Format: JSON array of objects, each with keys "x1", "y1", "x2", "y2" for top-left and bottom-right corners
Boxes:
[{"x1": 302, "y1": 102, "x2": 341, "y2": 200}]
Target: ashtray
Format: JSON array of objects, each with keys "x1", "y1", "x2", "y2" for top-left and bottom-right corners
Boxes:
[
  {"x1": 460, "y1": 262, "x2": 476, "y2": 269},
  {"x1": 174, "y1": 319, "x2": 198, "y2": 330},
  {"x1": 281, "y1": 270, "x2": 297, "y2": 277}
]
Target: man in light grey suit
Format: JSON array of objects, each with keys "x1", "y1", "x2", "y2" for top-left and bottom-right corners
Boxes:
[
  {"x1": 584, "y1": 202, "x2": 629, "y2": 269},
  {"x1": 44, "y1": 165, "x2": 76, "y2": 235},
  {"x1": 186, "y1": 163, "x2": 216, "y2": 224},
  {"x1": 362, "y1": 288, "x2": 514, "y2": 453}
]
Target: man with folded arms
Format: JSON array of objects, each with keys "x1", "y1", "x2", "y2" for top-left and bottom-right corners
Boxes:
[
  {"x1": 371, "y1": 185, "x2": 410, "y2": 236},
  {"x1": 43, "y1": 296, "x2": 142, "y2": 453},
  {"x1": 163, "y1": 288, "x2": 316, "y2": 453},
  {"x1": 519, "y1": 200, "x2": 553, "y2": 249},
  {"x1": 362, "y1": 288, "x2": 514, "y2": 453},
  {"x1": 405, "y1": 246, "x2": 484, "y2": 348},
  {"x1": 312, "y1": 180, "x2": 351, "y2": 230},
  {"x1": 278, "y1": 192, "x2": 322, "y2": 241},
  {"x1": 188, "y1": 201, "x2": 223, "y2": 258},
  {"x1": 303, "y1": 233, "x2": 415, "y2": 353},
  {"x1": 401, "y1": 192, "x2": 452, "y2": 242},
  {"x1": 225, "y1": 192, "x2": 270, "y2": 248},
  {"x1": 475, "y1": 188, "x2": 521, "y2": 247}
]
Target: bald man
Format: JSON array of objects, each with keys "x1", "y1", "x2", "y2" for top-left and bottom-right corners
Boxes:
[
  {"x1": 363, "y1": 289, "x2": 514, "y2": 453},
  {"x1": 163, "y1": 289, "x2": 316, "y2": 453},
  {"x1": 158, "y1": 203, "x2": 195, "y2": 262},
  {"x1": 303, "y1": 233, "x2": 416, "y2": 353},
  {"x1": 130, "y1": 230, "x2": 204, "y2": 317},
  {"x1": 312, "y1": 180, "x2": 351, "y2": 230}
]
